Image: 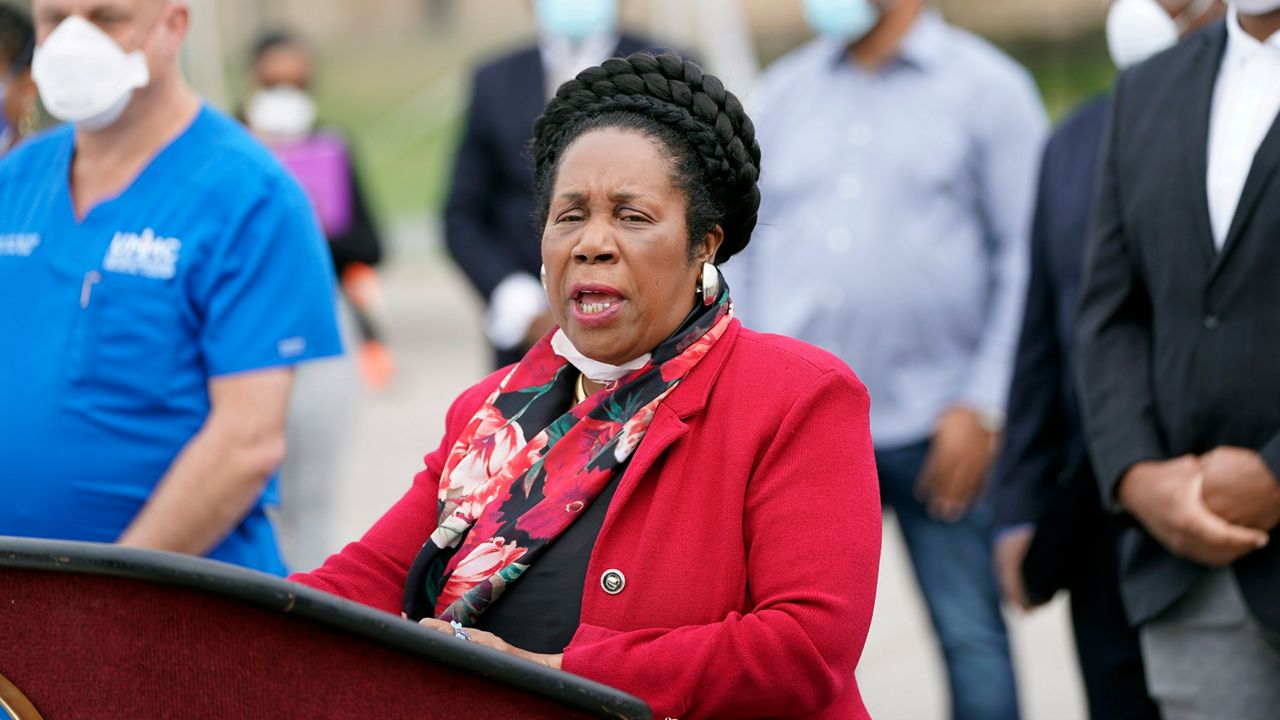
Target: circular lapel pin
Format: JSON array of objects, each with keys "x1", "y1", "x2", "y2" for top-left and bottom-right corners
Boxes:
[{"x1": 600, "y1": 569, "x2": 626, "y2": 595}]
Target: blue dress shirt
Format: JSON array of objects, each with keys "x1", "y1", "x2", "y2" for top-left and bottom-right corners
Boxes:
[{"x1": 731, "y1": 11, "x2": 1047, "y2": 448}]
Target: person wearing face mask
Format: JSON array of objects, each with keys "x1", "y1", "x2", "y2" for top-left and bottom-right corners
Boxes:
[
  {"x1": 0, "y1": 4, "x2": 37, "y2": 155},
  {"x1": 730, "y1": 2, "x2": 1047, "y2": 718},
  {"x1": 244, "y1": 31, "x2": 390, "y2": 393},
  {"x1": 242, "y1": 31, "x2": 391, "y2": 573},
  {"x1": 0, "y1": 1, "x2": 342, "y2": 576},
  {"x1": 1075, "y1": 1, "x2": 1280, "y2": 717},
  {"x1": 445, "y1": 0, "x2": 687, "y2": 370},
  {"x1": 990, "y1": 2, "x2": 1222, "y2": 718}
]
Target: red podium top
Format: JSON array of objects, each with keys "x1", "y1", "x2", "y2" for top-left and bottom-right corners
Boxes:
[{"x1": 0, "y1": 537, "x2": 650, "y2": 720}]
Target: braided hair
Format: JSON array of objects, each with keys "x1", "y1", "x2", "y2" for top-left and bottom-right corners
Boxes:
[{"x1": 531, "y1": 52, "x2": 761, "y2": 264}]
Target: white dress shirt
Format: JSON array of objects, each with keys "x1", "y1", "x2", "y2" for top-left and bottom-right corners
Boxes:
[{"x1": 1206, "y1": 7, "x2": 1280, "y2": 249}]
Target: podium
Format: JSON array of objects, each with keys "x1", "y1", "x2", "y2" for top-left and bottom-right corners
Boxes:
[{"x1": 0, "y1": 537, "x2": 651, "y2": 719}]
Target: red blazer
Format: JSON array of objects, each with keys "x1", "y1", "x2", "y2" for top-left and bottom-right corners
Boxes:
[{"x1": 292, "y1": 320, "x2": 881, "y2": 719}]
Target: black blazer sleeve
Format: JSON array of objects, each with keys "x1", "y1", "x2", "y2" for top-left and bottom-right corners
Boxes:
[
  {"x1": 1075, "y1": 75, "x2": 1167, "y2": 507},
  {"x1": 444, "y1": 70, "x2": 525, "y2": 300},
  {"x1": 990, "y1": 140, "x2": 1070, "y2": 530}
]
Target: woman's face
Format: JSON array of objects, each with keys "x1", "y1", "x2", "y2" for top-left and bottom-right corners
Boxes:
[
  {"x1": 253, "y1": 45, "x2": 311, "y2": 90},
  {"x1": 542, "y1": 128, "x2": 722, "y2": 365}
]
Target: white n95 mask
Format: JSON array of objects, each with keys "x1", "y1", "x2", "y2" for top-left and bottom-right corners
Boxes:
[
  {"x1": 246, "y1": 86, "x2": 318, "y2": 141},
  {"x1": 1106, "y1": 0, "x2": 1179, "y2": 70},
  {"x1": 32, "y1": 15, "x2": 151, "y2": 131}
]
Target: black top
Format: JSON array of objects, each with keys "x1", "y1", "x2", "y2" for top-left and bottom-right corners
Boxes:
[{"x1": 474, "y1": 458, "x2": 626, "y2": 654}]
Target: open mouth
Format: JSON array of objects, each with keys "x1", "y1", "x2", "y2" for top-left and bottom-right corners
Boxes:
[
  {"x1": 570, "y1": 285, "x2": 625, "y2": 322},
  {"x1": 577, "y1": 293, "x2": 618, "y2": 315}
]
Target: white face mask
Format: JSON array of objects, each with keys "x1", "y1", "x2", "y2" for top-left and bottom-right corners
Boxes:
[
  {"x1": 1107, "y1": 0, "x2": 1180, "y2": 69},
  {"x1": 32, "y1": 15, "x2": 151, "y2": 132},
  {"x1": 550, "y1": 329, "x2": 651, "y2": 384},
  {"x1": 1233, "y1": 0, "x2": 1280, "y2": 14},
  {"x1": 246, "y1": 86, "x2": 317, "y2": 141}
]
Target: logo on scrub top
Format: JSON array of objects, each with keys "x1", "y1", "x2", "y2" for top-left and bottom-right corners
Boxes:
[
  {"x1": 103, "y1": 228, "x2": 182, "y2": 280},
  {"x1": 0, "y1": 233, "x2": 40, "y2": 257}
]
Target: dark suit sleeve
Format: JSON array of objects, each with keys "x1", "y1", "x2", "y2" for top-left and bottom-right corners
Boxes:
[
  {"x1": 444, "y1": 70, "x2": 525, "y2": 300},
  {"x1": 1075, "y1": 77, "x2": 1167, "y2": 508},
  {"x1": 990, "y1": 140, "x2": 1069, "y2": 529}
]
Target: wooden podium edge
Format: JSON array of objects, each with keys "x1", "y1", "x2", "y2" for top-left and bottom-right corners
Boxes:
[{"x1": 0, "y1": 537, "x2": 650, "y2": 720}]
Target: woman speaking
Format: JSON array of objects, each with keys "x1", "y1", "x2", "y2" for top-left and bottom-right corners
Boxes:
[{"x1": 293, "y1": 53, "x2": 881, "y2": 719}]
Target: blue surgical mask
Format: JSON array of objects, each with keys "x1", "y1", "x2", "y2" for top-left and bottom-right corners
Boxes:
[
  {"x1": 803, "y1": 0, "x2": 882, "y2": 44},
  {"x1": 535, "y1": 0, "x2": 619, "y2": 44}
]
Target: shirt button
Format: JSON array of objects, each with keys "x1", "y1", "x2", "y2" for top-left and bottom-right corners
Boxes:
[
  {"x1": 837, "y1": 175, "x2": 864, "y2": 200},
  {"x1": 847, "y1": 123, "x2": 873, "y2": 147},
  {"x1": 826, "y1": 227, "x2": 853, "y2": 253},
  {"x1": 1203, "y1": 314, "x2": 1222, "y2": 330},
  {"x1": 600, "y1": 569, "x2": 626, "y2": 595}
]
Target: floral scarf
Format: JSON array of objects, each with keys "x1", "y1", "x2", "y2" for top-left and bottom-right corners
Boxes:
[{"x1": 402, "y1": 288, "x2": 733, "y2": 624}]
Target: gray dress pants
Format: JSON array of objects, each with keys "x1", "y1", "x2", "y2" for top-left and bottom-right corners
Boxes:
[{"x1": 1140, "y1": 567, "x2": 1280, "y2": 720}]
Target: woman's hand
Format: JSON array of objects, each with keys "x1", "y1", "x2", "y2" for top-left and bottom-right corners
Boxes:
[{"x1": 417, "y1": 618, "x2": 564, "y2": 671}]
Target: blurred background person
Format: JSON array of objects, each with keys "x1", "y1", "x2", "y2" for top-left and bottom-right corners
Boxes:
[
  {"x1": 296, "y1": 53, "x2": 883, "y2": 720},
  {"x1": 0, "y1": 3, "x2": 36, "y2": 155},
  {"x1": 444, "y1": 0, "x2": 682, "y2": 369},
  {"x1": 243, "y1": 29, "x2": 391, "y2": 571},
  {"x1": 245, "y1": 30, "x2": 392, "y2": 391},
  {"x1": 1076, "y1": 1, "x2": 1280, "y2": 717},
  {"x1": 0, "y1": 0, "x2": 341, "y2": 575},
  {"x1": 990, "y1": 2, "x2": 1223, "y2": 718},
  {"x1": 731, "y1": 1, "x2": 1048, "y2": 718}
]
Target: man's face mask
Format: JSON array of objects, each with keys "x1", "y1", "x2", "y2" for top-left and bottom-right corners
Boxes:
[
  {"x1": 31, "y1": 15, "x2": 152, "y2": 131},
  {"x1": 803, "y1": 0, "x2": 882, "y2": 44},
  {"x1": 534, "y1": 0, "x2": 620, "y2": 44},
  {"x1": 1106, "y1": 0, "x2": 1217, "y2": 70}
]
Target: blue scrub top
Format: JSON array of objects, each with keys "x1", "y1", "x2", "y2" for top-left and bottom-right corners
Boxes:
[{"x1": 0, "y1": 106, "x2": 343, "y2": 575}]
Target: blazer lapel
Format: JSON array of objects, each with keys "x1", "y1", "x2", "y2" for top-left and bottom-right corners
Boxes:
[
  {"x1": 596, "y1": 320, "x2": 741, "y2": 531},
  {"x1": 1211, "y1": 112, "x2": 1280, "y2": 282},
  {"x1": 1184, "y1": 27, "x2": 1228, "y2": 268}
]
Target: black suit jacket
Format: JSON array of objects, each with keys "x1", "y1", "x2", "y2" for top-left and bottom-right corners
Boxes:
[
  {"x1": 443, "y1": 34, "x2": 656, "y2": 306},
  {"x1": 1076, "y1": 22, "x2": 1280, "y2": 631},
  {"x1": 991, "y1": 97, "x2": 1110, "y2": 601}
]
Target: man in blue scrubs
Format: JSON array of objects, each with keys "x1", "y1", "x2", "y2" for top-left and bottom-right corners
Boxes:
[{"x1": 0, "y1": 0, "x2": 342, "y2": 576}]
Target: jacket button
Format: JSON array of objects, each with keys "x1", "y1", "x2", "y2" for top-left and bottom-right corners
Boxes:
[
  {"x1": 1204, "y1": 314, "x2": 1222, "y2": 330},
  {"x1": 600, "y1": 569, "x2": 626, "y2": 595}
]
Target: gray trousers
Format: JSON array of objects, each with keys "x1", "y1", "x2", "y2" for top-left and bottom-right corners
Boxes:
[{"x1": 1140, "y1": 567, "x2": 1280, "y2": 720}]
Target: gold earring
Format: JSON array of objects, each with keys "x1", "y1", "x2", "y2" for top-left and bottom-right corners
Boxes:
[
  {"x1": 540, "y1": 264, "x2": 547, "y2": 292},
  {"x1": 699, "y1": 262, "x2": 719, "y2": 306}
]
